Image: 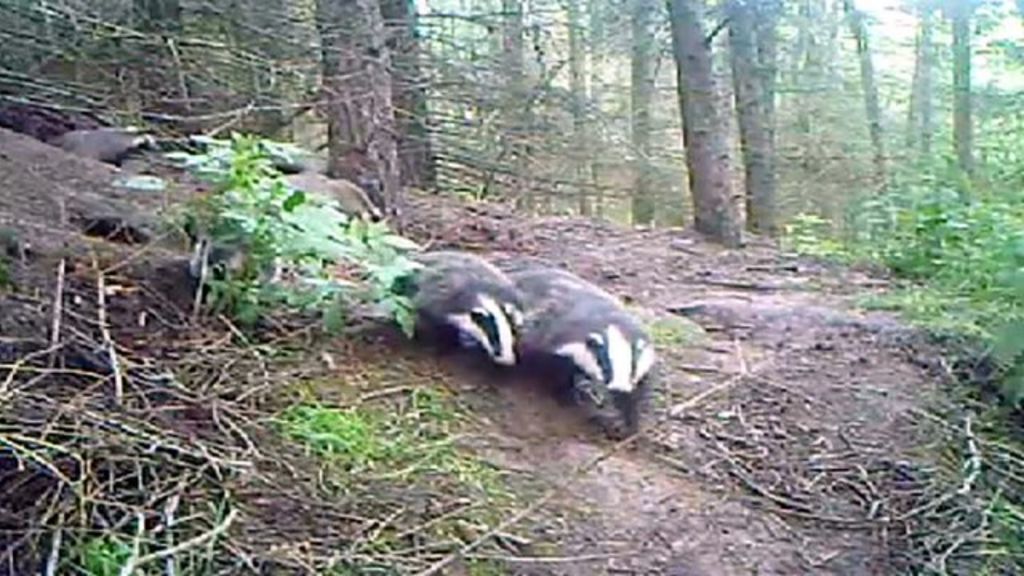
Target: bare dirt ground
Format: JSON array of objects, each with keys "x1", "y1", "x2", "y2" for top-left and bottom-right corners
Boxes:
[{"x1": 0, "y1": 127, "x2": 950, "y2": 575}]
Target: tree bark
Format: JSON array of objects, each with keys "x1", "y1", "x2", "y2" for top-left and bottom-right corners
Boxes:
[
  {"x1": 587, "y1": 0, "x2": 605, "y2": 216},
  {"x1": 568, "y1": 0, "x2": 592, "y2": 216},
  {"x1": 951, "y1": 0, "x2": 974, "y2": 177},
  {"x1": 630, "y1": 0, "x2": 657, "y2": 225},
  {"x1": 729, "y1": 0, "x2": 777, "y2": 236},
  {"x1": 502, "y1": 0, "x2": 532, "y2": 211},
  {"x1": 754, "y1": 0, "x2": 779, "y2": 151},
  {"x1": 315, "y1": 0, "x2": 401, "y2": 215},
  {"x1": 667, "y1": 0, "x2": 742, "y2": 248},
  {"x1": 907, "y1": 3, "x2": 936, "y2": 156},
  {"x1": 843, "y1": 0, "x2": 886, "y2": 187},
  {"x1": 380, "y1": 0, "x2": 435, "y2": 189}
]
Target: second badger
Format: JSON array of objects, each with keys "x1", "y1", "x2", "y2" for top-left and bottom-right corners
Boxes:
[
  {"x1": 401, "y1": 250, "x2": 525, "y2": 367},
  {"x1": 503, "y1": 262, "x2": 657, "y2": 437}
]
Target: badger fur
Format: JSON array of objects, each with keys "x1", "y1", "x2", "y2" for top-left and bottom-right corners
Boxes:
[
  {"x1": 283, "y1": 172, "x2": 384, "y2": 223},
  {"x1": 401, "y1": 251, "x2": 525, "y2": 367},
  {"x1": 503, "y1": 263, "x2": 657, "y2": 438},
  {"x1": 47, "y1": 127, "x2": 156, "y2": 165}
]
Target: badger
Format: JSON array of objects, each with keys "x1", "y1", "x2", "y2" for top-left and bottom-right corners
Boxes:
[
  {"x1": 400, "y1": 250, "x2": 525, "y2": 367},
  {"x1": 283, "y1": 171, "x2": 384, "y2": 223},
  {"x1": 47, "y1": 127, "x2": 156, "y2": 165},
  {"x1": 503, "y1": 263, "x2": 657, "y2": 438}
]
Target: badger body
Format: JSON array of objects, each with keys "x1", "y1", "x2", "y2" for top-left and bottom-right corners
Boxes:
[
  {"x1": 504, "y1": 264, "x2": 657, "y2": 438},
  {"x1": 282, "y1": 172, "x2": 383, "y2": 223},
  {"x1": 402, "y1": 251, "x2": 525, "y2": 367},
  {"x1": 48, "y1": 127, "x2": 156, "y2": 165}
]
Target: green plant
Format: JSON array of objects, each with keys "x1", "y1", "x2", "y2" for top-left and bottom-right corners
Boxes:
[
  {"x1": 782, "y1": 212, "x2": 848, "y2": 259},
  {"x1": 167, "y1": 133, "x2": 421, "y2": 334},
  {"x1": 276, "y1": 387, "x2": 499, "y2": 491},
  {"x1": 649, "y1": 315, "x2": 706, "y2": 348},
  {"x1": 76, "y1": 535, "x2": 132, "y2": 576}
]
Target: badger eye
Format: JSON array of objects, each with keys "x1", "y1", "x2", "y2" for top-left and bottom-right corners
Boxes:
[{"x1": 470, "y1": 309, "x2": 489, "y2": 325}]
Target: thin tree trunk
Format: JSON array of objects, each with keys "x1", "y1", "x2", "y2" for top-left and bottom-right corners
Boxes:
[
  {"x1": 630, "y1": 0, "x2": 657, "y2": 225},
  {"x1": 755, "y1": 0, "x2": 779, "y2": 151},
  {"x1": 907, "y1": 4, "x2": 936, "y2": 156},
  {"x1": 843, "y1": 0, "x2": 886, "y2": 187},
  {"x1": 568, "y1": 0, "x2": 591, "y2": 216},
  {"x1": 729, "y1": 0, "x2": 777, "y2": 236},
  {"x1": 502, "y1": 0, "x2": 531, "y2": 211},
  {"x1": 315, "y1": 0, "x2": 401, "y2": 215},
  {"x1": 587, "y1": 0, "x2": 604, "y2": 216},
  {"x1": 919, "y1": 6, "x2": 935, "y2": 156},
  {"x1": 380, "y1": 0, "x2": 435, "y2": 189},
  {"x1": 907, "y1": 8, "x2": 923, "y2": 150},
  {"x1": 952, "y1": 0, "x2": 974, "y2": 177},
  {"x1": 668, "y1": 0, "x2": 742, "y2": 248}
]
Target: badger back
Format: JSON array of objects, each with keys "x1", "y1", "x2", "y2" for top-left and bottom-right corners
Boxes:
[
  {"x1": 406, "y1": 250, "x2": 525, "y2": 366},
  {"x1": 507, "y1": 265, "x2": 655, "y2": 389},
  {"x1": 283, "y1": 172, "x2": 383, "y2": 222},
  {"x1": 409, "y1": 251, "x2": 523, "y2": 317},
  {"x1": 48, "y1": 127, "x2": 155, "y2": 165}
]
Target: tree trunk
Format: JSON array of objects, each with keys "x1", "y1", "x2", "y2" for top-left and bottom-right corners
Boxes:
[
  {"x1": 315, "y1": 0, "x2": 401, "y2": 215},
  {"x1": 380, "y1": 0, "x2": 435, "y2": 189},
  {"x1": 630, "y1": 0, "x2": 657, "y2": 225},
  {"x1": 568, "y1": 0, "x2": 591, "y2": 216},
  {"x1": 587, "y1": 0, "x2": 604, "y2": 216},
  {"x1": 502, "y1": 0, "x2": 531, "y2": 211},
  {"x1": 667, "y1": 0, "x2": 742, "y2": 248},
  {"x1": 729, "y1": 0, "x2": 777, "y2": 236},
  {"x1": 919, "y1": 6, "x2": 935, "y2": 156},
  {"x1": 951, "y1": 0, "x2": 974, "y2": 177},
  {"x1": 907, "y1": 4, "x2": 936, "y2": 156},
  {"x1": 843, "y1": 0, "x2": 886, "y2": 187},
  {"x1": 755, "y1": 0, "x2": 779, "y2": 151}
]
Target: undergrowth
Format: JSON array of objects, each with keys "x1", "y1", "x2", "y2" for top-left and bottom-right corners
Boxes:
[
  {"x1": 277, "y1": 385, "x2": 516, "y2": 571},
  {"x1": 166, "y1": 133, "x2": 421, "y2": 335},
  {"x1": 783, "y1": 166, "x2": 1024, "y2": 573},
  {"x1": 277, "y1": 386, "x2": 503, "y2": 495}
]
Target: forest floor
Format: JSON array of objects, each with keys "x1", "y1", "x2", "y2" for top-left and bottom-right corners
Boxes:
[{"x1": 0, "y1": 126, "x2": 972, "y2": 575}]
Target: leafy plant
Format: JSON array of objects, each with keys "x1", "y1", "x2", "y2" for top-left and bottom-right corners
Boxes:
[
  {"x1": 76, "y1": 535, "x2": 132, "y2": 576},
  {"x1": 167, "y1": 133, "x2": 421, "y2": 334}
]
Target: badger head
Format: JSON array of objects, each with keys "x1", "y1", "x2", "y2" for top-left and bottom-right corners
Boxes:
[
  {"x1": 554, "y1": 323, "x2": 657, "y2": 433},
  {"x1": 447, "y1": 293, "x2": 523, "y2": 366}
]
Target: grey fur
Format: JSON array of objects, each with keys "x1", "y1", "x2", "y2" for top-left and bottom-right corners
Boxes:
[
  {"x1": 406, "y1": 250, "x2": 525, "y2": 366},
  {"x1": 48, "y1": 127, "x2": 155, "y2": 165},
  {"x1": 504, "y1": 263, "x2": 656, "y2": 438}
]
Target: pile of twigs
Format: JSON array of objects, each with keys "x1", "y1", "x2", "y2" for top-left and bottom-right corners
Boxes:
[{"x1": 0, "y1": 245, "x2": 419, "y2": 573}]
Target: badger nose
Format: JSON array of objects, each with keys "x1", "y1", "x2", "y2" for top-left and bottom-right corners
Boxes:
[{"x1": 494, "y1": 352, "x2": 516, "y2": 366}]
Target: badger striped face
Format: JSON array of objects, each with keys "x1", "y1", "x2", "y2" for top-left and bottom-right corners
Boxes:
[
  {"x1": 447, "y1": 294, "x2": 519, "y2": 366},
  {"x1": 555, "y1": 324, "x2": 657, "y2": 397}
]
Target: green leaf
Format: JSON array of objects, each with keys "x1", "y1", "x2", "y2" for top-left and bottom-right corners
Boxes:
[{"x1": 283, "y1": 189, "x2": 307, "y2": 212}]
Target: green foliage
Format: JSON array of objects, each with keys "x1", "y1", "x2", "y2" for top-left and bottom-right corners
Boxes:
[
  {"x1": 648, "y1": 315, "x2": 707, "y2": 348},
  {"x1": 781, "y1": 213, "x2": 849, "y2": 260},
  {"x1": 787, "y1": 169, "x2": 1024, "y2": 404},
  {"x1": 76, "y1": 535, "x2": 132, "y2": 576},
  {"x1": 167, "y1": 133, "x2": 421, "y2": 335},
  {"x1": 277, "y1": 387, "x2": 500, "y2": 493}
]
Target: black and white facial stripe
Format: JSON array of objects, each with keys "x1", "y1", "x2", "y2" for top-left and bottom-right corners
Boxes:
[
  {"x1": 555, "y1": 323, "x2": 657, "y2": 399},
  {"x1": 447, "y1": 293, "x2": 522, "y2": 366}
]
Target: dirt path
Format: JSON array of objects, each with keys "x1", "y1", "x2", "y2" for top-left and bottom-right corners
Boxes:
[{"x1": 401, "y1": 196, "x2": 941, "y2": 575}]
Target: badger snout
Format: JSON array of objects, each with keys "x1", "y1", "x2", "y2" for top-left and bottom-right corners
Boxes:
[{"x1": 493, "y1": 352, "x2": 517, "y2": 366}]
